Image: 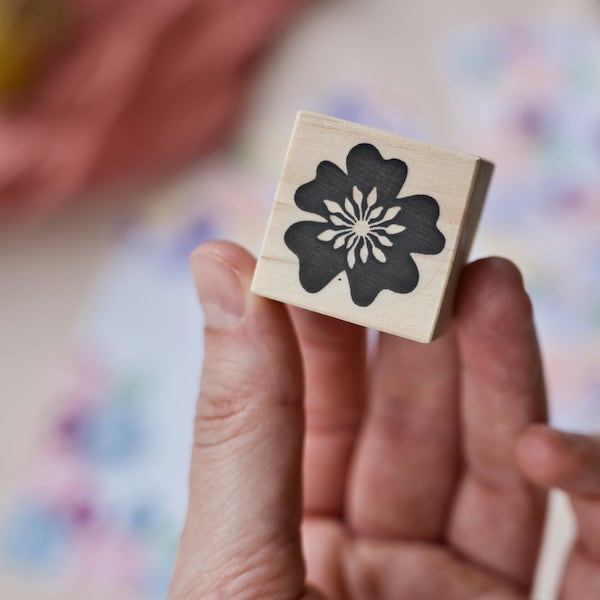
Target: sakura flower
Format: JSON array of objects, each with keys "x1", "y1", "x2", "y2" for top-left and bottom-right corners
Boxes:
[{"x1": 284, "y1": 143, "x2": 445, "y2": 306}]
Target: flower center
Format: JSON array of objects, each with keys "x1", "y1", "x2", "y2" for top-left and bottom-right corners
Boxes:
[
  {"x1": 318, "y1": 185, "x2": 407, "y2": 270},
  {"x1": 352, "y1": 219, "x2": 371, "y2": 236}
]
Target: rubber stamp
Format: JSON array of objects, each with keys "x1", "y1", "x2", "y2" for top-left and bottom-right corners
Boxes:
[{"x1": 251, "y1": 110, "x2": 493, "y2": 342}]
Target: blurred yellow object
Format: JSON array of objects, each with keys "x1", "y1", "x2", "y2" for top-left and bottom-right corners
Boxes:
[{"x1": 0, "y1": 0, "x2": 71, "y2": 102}]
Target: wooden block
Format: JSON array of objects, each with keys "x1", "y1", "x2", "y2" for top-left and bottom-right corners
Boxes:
[{"x1": 251, "y1": 110, "x2": 494, "y2": 343}]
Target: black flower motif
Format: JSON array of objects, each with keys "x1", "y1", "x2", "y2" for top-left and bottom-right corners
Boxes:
[{"x1": 284, "y1": 143, "x2": 446, "y2": 306}]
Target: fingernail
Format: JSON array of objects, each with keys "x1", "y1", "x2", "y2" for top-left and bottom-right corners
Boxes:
[{"x1": 191, "y1": 252, "x2": 246, "y2": 329}]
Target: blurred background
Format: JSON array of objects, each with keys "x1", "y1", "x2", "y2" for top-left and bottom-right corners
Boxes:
[{"x1": 0, "y1": 0, "x2": 599, "y2": 598}]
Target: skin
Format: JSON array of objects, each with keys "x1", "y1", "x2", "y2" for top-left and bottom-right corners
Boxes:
[{"x1": 168, "y1": 241, "x2": 600, "y2": 600}]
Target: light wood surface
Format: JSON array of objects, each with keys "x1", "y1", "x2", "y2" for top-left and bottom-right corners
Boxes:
[{"x1": 252, "y1": 110, "x2": 493, "y2": 342}]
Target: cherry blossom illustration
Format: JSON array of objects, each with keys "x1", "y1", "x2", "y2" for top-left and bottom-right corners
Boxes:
[{"x1": 284, "y1": 143, "x2": 446, "y2": 306}]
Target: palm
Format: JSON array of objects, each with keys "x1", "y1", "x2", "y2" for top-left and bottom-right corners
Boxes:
[
  {"x1": 303, "y1": 522, "x2": 525, "y2": 599},
  {"x1": 292, "y1": 260, "x2": 546, "y2": 599}
]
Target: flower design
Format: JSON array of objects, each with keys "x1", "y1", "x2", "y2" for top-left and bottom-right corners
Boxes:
[
  {"x1": 315, "y1": 186, "x2": 405, "y2": 269},
  {"x1": 284, "y1": 143, "x2": 446, "y2": 306}
]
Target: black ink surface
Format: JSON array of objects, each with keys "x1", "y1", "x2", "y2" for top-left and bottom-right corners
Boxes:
[{"x1": 284, "y1": 143, "x2": 445, "y2": 306}]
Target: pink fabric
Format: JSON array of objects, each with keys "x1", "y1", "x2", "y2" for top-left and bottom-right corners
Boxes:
[{"x1": 0, "y1": 0, "x2": 310, "y2": 217}]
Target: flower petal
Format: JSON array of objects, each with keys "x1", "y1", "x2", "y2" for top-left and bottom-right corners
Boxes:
[
  {"x1": 366, "y1": 187, "x2": 377, "y2": 208},
  {"x1": 375, "y1": 206, "x2": 401, "y2": 224},
  {"x1": 345, "y1": 251, "x2": 419, "y2": 306},
  {"x1": 381, "y1": 224, "x2": 406, "y2": 235},
  {"x1": 333, "y1": 234, "x2": 349, "y2": 249},
  {"x1": 395, "y1": 194, "x2": 446, "y2": 255},
  {"x1": 346, "y1": 145, "x2": 407, "y2": 208},
  {"x1": 371, "y1": 244, "x2": 387, "y2": 263},
  {"x1": 346, "y1": 233, "x2": 357, "y2": 248},
  {"x1": 330, "y1": 214, "x2": 352, "y2": 227},
  {"x1": 369, "y1": 232, "x2": 393, "y2": 247},
  {"x1": 352, "y1": 185, "x2": 363, "y2": 209},
  {"x1": 323, "y1": 199, "x2": 345, "y2": 215},
  {"x1": 360, "y1": 241, "x2": 369, "y2": 263},
  {"x1": 347, "y1": 245, "x2": 356, "y2": 269},
  {"x1": 344, "y1": 197, "x2": 358, "y2": 220},
  {"x1": 317, "y1": 229, "x2": 338, "y2": 242},
  {"x1": 294, "y1": 161, "x2": 350, "y2": 220},
  {"x1": 284, "y1": 221, "x2": 347, "y2": 293},
  {"x1": 368, "y1": 206, "x2": 383, "y2": 220}
]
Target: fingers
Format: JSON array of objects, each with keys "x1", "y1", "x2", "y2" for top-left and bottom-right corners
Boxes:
[
  {"x1": 559, "y1": 548, "x2": 600, "y2": 600},
  {"x1": 347, "y1": 329, "x2": 460, "y2": 538},
  {"x1": 517, "y1": 426, "x2": 600, "y2": 497},
  {"x1": 455, "y1": 258, "x2": 547, "y2": 480},
  {"x1": 169, "y1": 242, "x2": 306, "y2": 600},
  {"x1": 447, "y1": 258, "x2": 547, "y2": 587},
  {"x1": 518, "y1": 428, "x2": 600, "y2": 600},
  {"x1": 289, "y1": 307, "x2": 366, "y2": 516},
  {"x1": 518, "y1": 426, "x2": 600, "y2": 560}
]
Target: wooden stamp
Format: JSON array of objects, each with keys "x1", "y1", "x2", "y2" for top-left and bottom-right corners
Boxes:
[{"x1": 251, "y1": 110, "x2": 494, "y2": 343}]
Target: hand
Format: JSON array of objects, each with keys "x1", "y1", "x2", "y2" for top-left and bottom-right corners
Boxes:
[{"x1": 168, "y1": 241, "x2": 599, "y2": 599}]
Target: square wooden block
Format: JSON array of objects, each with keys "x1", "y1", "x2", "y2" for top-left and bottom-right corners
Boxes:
[{"x1": 251, "y1": 110, "x2": 494, "y2": 342}]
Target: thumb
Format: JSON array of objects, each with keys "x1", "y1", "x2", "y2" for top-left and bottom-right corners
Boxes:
[{"x1": 169, "y1": 241, "x2": 307, "y2": 600}]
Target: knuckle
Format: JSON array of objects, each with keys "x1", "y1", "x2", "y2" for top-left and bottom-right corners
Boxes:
[
  {"x1": 194, "y1": 360, "x2": 300, "y2": 450},
  {"x1": 194, "y1": 377, "x2": 260, "y2": 449},
  {"x1": 172, "y1": 534, "x2": 304, "y2": 600}
]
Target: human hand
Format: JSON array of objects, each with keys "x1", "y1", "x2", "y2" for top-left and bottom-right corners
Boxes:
[{"x1": 168, "y1": 241, "x2": 598, "y2": 599}]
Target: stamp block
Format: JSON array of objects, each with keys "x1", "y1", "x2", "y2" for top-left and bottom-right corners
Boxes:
[{"x1": 251, "y1": 110, "x2": 493, "y2": 343}]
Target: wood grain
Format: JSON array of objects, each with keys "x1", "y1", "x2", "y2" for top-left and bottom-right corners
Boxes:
[{"x1": 252, "y1": 110, "x2": 493, "y2": 342}]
